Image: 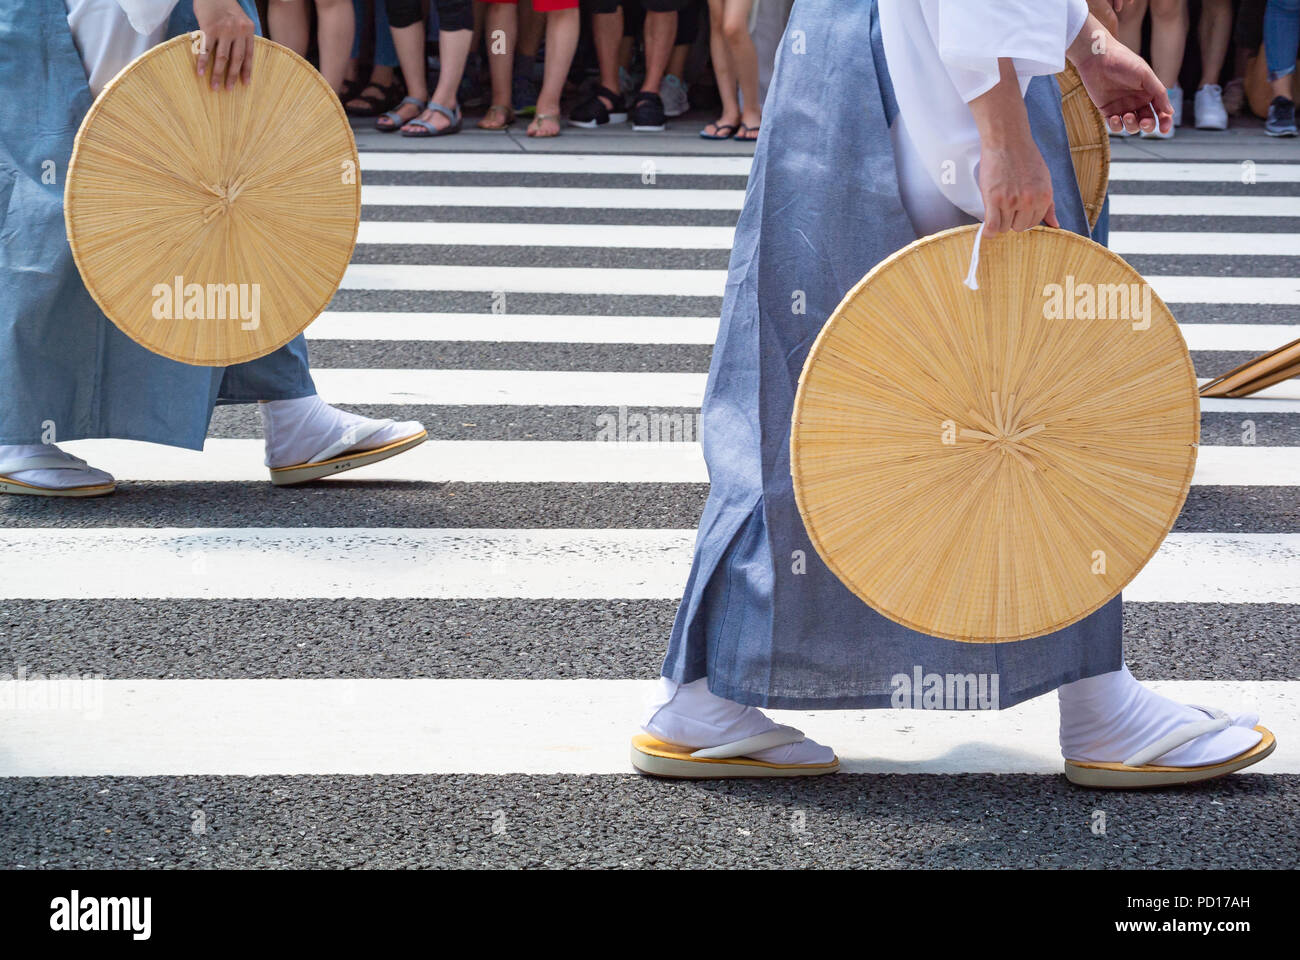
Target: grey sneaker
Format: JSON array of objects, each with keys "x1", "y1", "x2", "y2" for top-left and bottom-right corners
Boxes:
[
  {"x1": 1266, "y1": 96, "x2": 1297, "y2": 137},
  {"x1": 660, "y1": 73, "x2": 689, "y2": 118}
]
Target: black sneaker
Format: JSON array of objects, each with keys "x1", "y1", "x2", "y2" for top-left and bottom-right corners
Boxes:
[
  {"x1": 568, "y1": 85, "x2": 627, "y2": 128},
  {"x1": 630, "y1": 91, "x2": 667, "y2": 131},
  {"x1": 1266, "y1": 96, "x2": 1297, "y2": 137}
]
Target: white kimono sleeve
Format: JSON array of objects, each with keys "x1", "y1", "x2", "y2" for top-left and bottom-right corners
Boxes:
[
  {"x1": 65, "y1": 0, "x2": 182, "y2": 96},
  {"x1": 114, "y1": 0, "x2": 182, "y2": 36},
  {"x1": 932, "y1": 0, "x2": 1090, "y2": 102},
  {"x1": 879, "y1": 0, "x2": 1090, "y2": 221}
]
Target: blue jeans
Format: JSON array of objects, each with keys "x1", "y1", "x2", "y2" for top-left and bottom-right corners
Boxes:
[
  {"x1": 353, "y1": 0, "x2": 399, "y2": 67},
  {"x1": 1265, "y1": 0, "x2": 1300, "y2": 81}
]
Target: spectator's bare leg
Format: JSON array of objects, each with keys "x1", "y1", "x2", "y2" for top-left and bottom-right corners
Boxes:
[
  {"x1": 594, "y1": 9, "x2": 624, "y2": 106},
  {"x1": 1115, "y1": 0, "x2": 1148, "y2": 55},
  {"x1": 390, "y1": 21, "x2": 428, "y2": 121},
  {"x1": 404, "y1": 26, "x2": 473, "y2": 132},
  {"x1": 530, "y1": 7, "x2": 581, "y2": 136},
  {"x1": 705, "y1": 0, "x2": 740, "y2": 134},
  {"x1": 315, "y1": 0, "x2": 356, "y2": 94},
  {"x1": 268, "y1": 0, "x2": 310, "y2": 56},
  {"x1": 482, "y1": 0, "x2": 517, "y2": 118},
  {"x1": 722, "y1": 0, "x2": 759, "y2": 131},
  {"x1": 1198, "y1": 0, "x2": 1232, "y2": 86},
  {"x1": 1148, "y1": 0, "x2": 1189, "y2": 88},
  {"x1": 641, "y1": 10, "x2": 677, "y2": 93}
]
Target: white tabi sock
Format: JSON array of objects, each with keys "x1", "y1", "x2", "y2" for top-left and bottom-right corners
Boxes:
[
  {"x1": 0, "y1": 444, "x2": 114, "y2": 489},
  {"x1": 1058, "y1": 665, "x2": 1262, "y2": 767},
  {"x1": 642, "y1": 677, "x2": 835, "y2": 765},
  {"x1": 259, "y1": 395, "x2": 425, "y2": 469}
]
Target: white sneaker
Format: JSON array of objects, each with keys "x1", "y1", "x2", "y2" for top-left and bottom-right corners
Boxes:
[
  {"x1": 660, "y1": 73, "x2": 689, "y2": 118},
  {"x1": 1195, "y1": 84, "x2": 1229, "y2": 130}
]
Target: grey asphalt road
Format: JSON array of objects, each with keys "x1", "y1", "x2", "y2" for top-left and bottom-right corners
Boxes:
[{"x1": 1, "y1": 773, "x2": 1292, "y2": 869}]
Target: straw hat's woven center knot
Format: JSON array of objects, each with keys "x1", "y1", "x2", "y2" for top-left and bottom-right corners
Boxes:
[
  {"x1": 200, "y1": 176, "x2": 248, "y2": 225},
  {"x1": 957, "y1": 391, "x2": 1047, "y2": 472}
]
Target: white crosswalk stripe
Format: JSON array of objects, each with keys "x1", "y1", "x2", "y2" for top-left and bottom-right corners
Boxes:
[
  {"x1": 55, "y1": 439, "x2": 1300, "y2": 486},
  {"x1": 0, "y1": 530, "x2": 1295, "y2": 601},
  {"x1": 341, "y1": 264, "x2": 1300, "y2": 304},
  {"x1": 307, "y1": 312, "x2": 1298, "y2": 351},
  {"x1": 303, "y1": 368, "x2": 1300, "y2": 409},
  {"x1": 306, "y1": 311, "x2": 721, "y2": 343},
  {"x1": 1, "y1": 678, "x2": 1295, "y2": 776},
  {"x1": 356, "y1": 151, "x2": 1300, "y2": 183}
]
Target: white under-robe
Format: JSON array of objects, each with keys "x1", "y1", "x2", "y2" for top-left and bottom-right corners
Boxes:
[
  {"x1": 64, "y1": 0, "x2": 181, "y2": 96},
  {"x1": 880, "y1": 0, "x2": 1091, "y2": 227}
]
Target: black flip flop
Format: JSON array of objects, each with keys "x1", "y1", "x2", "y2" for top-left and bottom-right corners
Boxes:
[
  {"x1": 700, "y1": 122, "x2": 738, "y2": 140},
  {"x1": 735, "y1": 123, "x2": 761, "y2": 141}
]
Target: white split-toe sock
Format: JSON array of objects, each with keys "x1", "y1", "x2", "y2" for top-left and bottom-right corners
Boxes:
[
  {"x1": 642, "y1": 677, "x2": 836, "y2": 765},
  {"x1": 0, "y1": 443, "x2": 114, "y2": 489},
  {"x1": 260, "y1": 395, "x2": 425, "y2": 469},
  {"x1": 1058, "y1": 664, "x2": 1262, "y2": 767}
]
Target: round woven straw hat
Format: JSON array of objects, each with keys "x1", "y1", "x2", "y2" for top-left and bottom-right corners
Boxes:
[
  {"x1": 791, "y1": 225, "x2": 1199, "y2": 643},
  {"x1": 65, "y1": 35, "x2": 360, "y2": 366},
  {"x1": 1056, "y1": 62, "x2": 1110, "y2": 232}
]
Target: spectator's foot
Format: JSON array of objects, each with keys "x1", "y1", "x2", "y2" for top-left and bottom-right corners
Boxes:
[
  {"x1": 699, "y1": 117, "x2": 738, "y2": 140},
  {"x1": 630, "y1": 91, "x2": 667, "y2": 132},
  {"x1": 1222, "y1": 77, "x2": 1246, "y2": 115},
  {"x1": 660, "y1": 73, "x2": 690, "y2": 117},
  {"x1": 736, "y1": 115, "x2": 761, "y2": 141},
  {"x1": 375, "y1": 96, "x2": 427, "y2": 133},
  {"x1": 1194, "y1": 84, "x2": 1228, "y2": 130},
  {"x1": 568, "y1": 85, "x2": 627, "y2": 128},
  {"x1": 527, "y1": 113, "x2": 562, "y2": 138},
  {"x1": 344, "y1": 81, "x2": 404, "y2": 118},
  {"x1": 1266, "y1": 97, "x2": 1298, "y2": 137},
  {"x1": 477, "y1": 104, "x2": 515, "y2": 130},
  {"x1": 400, "y1": 102, "x2": 462, "y2": 138}
]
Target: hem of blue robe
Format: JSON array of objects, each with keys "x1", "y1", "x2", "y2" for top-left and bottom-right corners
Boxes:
[
  {"x1": 0, "y1": 430, "x2": 209, "y2": 451},
  {"x1": 663, "y1": 656, "x2": 1123, "y2": 713}
]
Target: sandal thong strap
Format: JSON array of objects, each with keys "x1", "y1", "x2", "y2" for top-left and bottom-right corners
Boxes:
[
  {"x1": 690, "y1": 724, "x2": 805, "y2": 760},
  {"x1": 1123, "y1": 706, "x2": 1233, "y2": 767},
  {"x1": 306, "y1": 420, "x2": 396, "y2": 465}
]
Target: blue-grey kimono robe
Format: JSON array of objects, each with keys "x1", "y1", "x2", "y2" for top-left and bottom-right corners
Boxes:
[
  {"x1": 0, "y1": 0, "x2": 315, "y2": 450},
  {"x1": 662, "y1": 0, "x2": 1123, "y2": 711}
]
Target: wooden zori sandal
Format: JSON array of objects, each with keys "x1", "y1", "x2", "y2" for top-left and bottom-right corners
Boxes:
[
  {"x1": 631, "y1": 725, "x2": 840, "y2": 779},
  {"x1": 0, "y1": 451, "x2": 115, "y2": 497},
  {"x1": 269, "y1": 425, "x2": 428, "y2": 486},
  {"x1": 1065, "y1": 706, "x2": 1276, "y2": 788}
]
